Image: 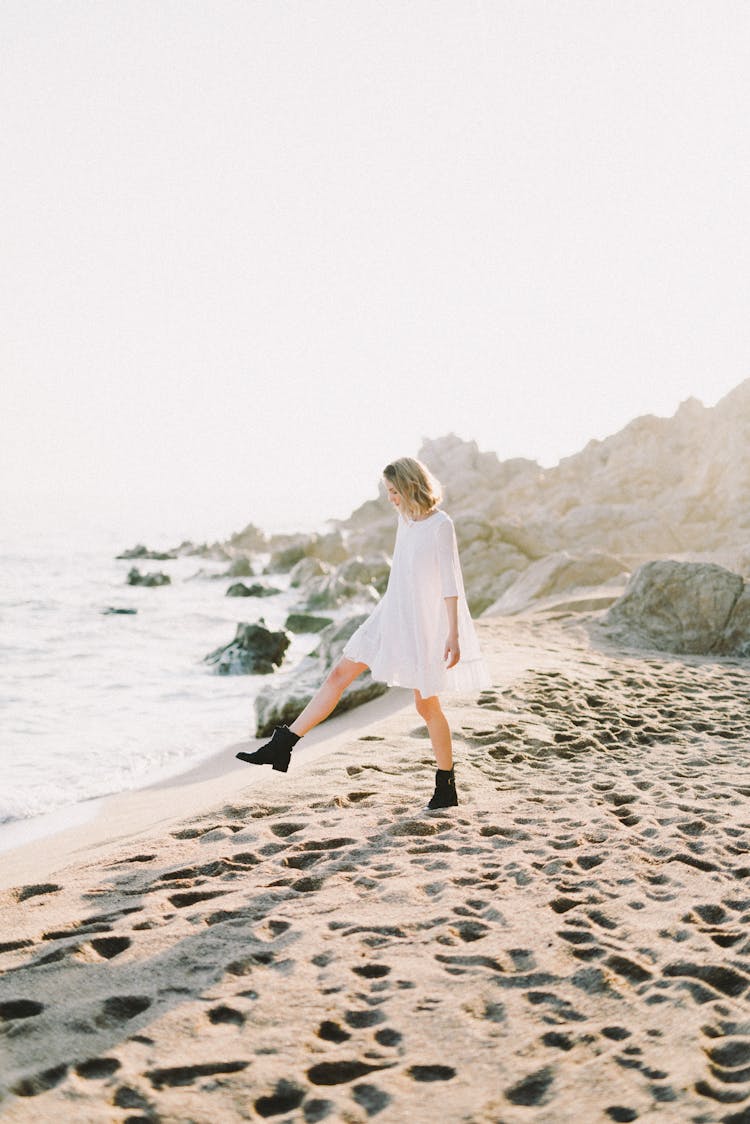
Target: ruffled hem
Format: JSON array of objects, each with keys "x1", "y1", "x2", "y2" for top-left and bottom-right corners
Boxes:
[{"x1": 343, "y1": 629, "x2": 492, "y2": 698}]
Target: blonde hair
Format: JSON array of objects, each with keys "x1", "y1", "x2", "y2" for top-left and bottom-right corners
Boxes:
[{"x1": 383, "y1": 457, "x2": 443, "y2": 520}]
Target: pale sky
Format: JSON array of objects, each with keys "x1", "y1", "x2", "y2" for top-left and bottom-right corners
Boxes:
[{"x1": 2, "y1": 1, "x2": 748, "y2": 542}]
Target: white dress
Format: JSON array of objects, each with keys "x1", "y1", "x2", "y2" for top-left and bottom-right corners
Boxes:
[{"x1": 342, "y1": 509, "x2": 491, "y2": 698}]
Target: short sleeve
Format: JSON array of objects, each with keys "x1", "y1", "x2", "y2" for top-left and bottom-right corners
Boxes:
[{"x1": 436, "y1": 515, "x2": 459, "y2": 598}]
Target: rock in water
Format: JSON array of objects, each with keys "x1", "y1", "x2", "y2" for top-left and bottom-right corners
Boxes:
[
  {"x1": 102, "y1": 607, "x2": 138, "y2": 615},
  {"x1": 254, "y1": 615, "x2": 387, "y2": 734},
  {"x1": 603, "y1": 560, "x2": 747, "y2": 654},
  {"x1": 126, "y1": 567, "x2": 171, "y2": 587},
  {"x1": 204, "y1": 621, "x2": 290, "y2": 675},
  {"x1": 284, "y1": 612, "x2": 334, "y2": 634},
  {"x1": 226, "y1": 582, "x2": 281, "y2": 598},
  {"x1": 117, "y1": 544, "x2": 176, "y2": 560}
]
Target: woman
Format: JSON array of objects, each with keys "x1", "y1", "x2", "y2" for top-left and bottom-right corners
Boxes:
[{"x1": 237, "y1": 457, "x2": 491, "y2": 808}]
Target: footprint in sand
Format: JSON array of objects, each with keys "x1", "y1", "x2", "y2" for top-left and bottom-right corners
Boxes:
[
  {"x1": 145, "y1": 1060, "x2": 248, "y2": 1089},
  {"x1": 11, "y1": 1064, "x2": 68, "y2": 1098},
  {"x1": 95, "y1": 995, "x2": 152, "y2": 1028},
  {"x1": 14, "y1": 883, "x2": 61, "y2": 903},
  {"x1": 696, "y1": 1018, "x2": 750, "y2": 1107},
  {"x1": 88, "y1": 936, "x2": 131, "y2": 959},
  {"x1": 504, "y1": 1065, "x2": 554, "y2": 1106},
  {"x1": 0, "y1": 998, "x2": 44, "y2": 1022},
  {"x1": 253, "y1": 1078, "x2": 306, "y2": 1116},
  {"x1": 306, "y1": 1059, "x2": 395, "y2": 1085},
  {"x1": 74, "y1": 1057, "x2": 121, "y2": 1079}
]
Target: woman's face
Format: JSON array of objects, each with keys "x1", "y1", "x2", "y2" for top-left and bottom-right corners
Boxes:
[{"x1": 384, "y1": 477, "x2": 401, "y2": 511}]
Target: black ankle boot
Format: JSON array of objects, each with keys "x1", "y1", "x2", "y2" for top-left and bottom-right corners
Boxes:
[
  {"x1": 428, "y1": 766, "x2": 458, "y2": 809},
  {"x1": 236, "y1": 725, "x2": 301, "y2": 773}
]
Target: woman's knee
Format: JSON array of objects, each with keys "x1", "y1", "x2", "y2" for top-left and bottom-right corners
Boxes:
[{"x1": 327, "y1": 658, "x2": 365, "y2": 691}]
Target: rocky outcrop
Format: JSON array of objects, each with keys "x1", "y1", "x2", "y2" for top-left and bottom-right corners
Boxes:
[
  {"x1": 484, "y1": 551, "x2": 629, "y2": 616},
  {"x1": 226, "y1": 522, "x2": 268, "y2": 553},
  {"x1": 126, "y1": 567, "x2": 171, "y2": 587},
  {"x1": 602, "y1": 560, "x2": 749, "y2": 655},
  {"x1": 254, "y1": 616, "x2": 388, "y2": 735},
  {"x1": 204, "y1": 622, "x2": 290, "y2": 675},
  {"x1": 226, "y1": 582, "x2": 281, "y2": 598},
  {"x1": 336, "y1": 381, "x2": 750, "y2": 563},
  {"x1": 217, "y1": 378, "x2": 750, "y2": 622},
  {"x1": 172, "y1": 540, "x2": 231, "y2": 561}
]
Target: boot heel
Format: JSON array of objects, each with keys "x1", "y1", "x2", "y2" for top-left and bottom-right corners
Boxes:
[{"x1": 272, "y1": 751, "x2": 291, "y2": 774}]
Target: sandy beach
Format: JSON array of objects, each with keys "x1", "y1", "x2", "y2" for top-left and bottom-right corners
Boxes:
[{"x1": 2, "y1": 612, "x2": 749, "y2": 1123}]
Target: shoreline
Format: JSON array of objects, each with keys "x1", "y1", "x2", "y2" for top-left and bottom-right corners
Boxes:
[
  {"x1": 0, "y1": 685, "x2": 415, "y2": 893},
  {"x1": 0, "y1": 615, "x2": 551, "y2": 892}
]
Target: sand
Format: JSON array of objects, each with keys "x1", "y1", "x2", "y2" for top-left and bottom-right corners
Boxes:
[{"x1": 1, "y1": 613, "x2": 750, "y2": 1124}]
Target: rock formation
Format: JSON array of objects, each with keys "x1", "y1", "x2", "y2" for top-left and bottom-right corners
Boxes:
[
  {"x1": 204, "y1": 622, "x2": 290, "y2": 675},
  {"x1": 328, "y1": 379, "x2": 750, "y2": 614},
  {"x1": 126, "y1": 567, "x2": 171, "y2": 587},
  {"x1": 602, "y1": 560, "x2": 750, "y2": 656}
]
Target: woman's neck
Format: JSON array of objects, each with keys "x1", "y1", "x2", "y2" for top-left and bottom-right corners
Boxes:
[{"x1": 408, "y1": 506, "x2": 438, "y2": 522}]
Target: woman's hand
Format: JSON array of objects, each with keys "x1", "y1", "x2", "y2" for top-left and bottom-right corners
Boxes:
[{"x1": 444, "y1": 632, "x2": 461, "y2": 669}]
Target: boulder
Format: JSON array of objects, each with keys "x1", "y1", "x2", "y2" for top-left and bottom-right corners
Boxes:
[
  {"x1": 254, "y1": 615, "x2": 388, "y2": 735},
  {"x1": 285, "y1": 612, "x2": 335, "y2": 634},
  {"x1": 603, "y1": 560, "x2": 746, "y2": 654},
  {"x1": 226, "y1": 582, "x2": 282, "y2": 598},
  {"x1": 204, "y1": 621, "x2": 290, "y2": 675},
  {"x1": 715, "y1": 587, "x2": 750, "y2": 657},
  {"x1": 126, "y1": 567, "x2": 171, "y2": 587},
  {"x1": 484, "y1": 551, "x2": 629, "y2": 616}
]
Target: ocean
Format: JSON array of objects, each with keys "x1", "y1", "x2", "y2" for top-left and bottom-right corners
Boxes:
[{"x1": 0, "y1": 511, "x2": 337, "y2": 848}]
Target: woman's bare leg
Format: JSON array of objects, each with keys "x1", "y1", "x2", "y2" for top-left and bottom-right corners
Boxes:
[
  {"x1": 289, "y1": 658, "x2": 369, "y2": 737},
  {"x1": 413, "y1": 690, "x2": 453, "y2": 770}
]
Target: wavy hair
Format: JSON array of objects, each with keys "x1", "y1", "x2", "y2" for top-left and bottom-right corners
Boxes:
[{"x1": 383, "y1": 457, "x2": 443, "y2": 520}]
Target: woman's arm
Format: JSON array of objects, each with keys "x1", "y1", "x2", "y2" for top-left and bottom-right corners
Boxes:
[{"x1": 444, "y1": 595, "x2": 460, "y2": 668}]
